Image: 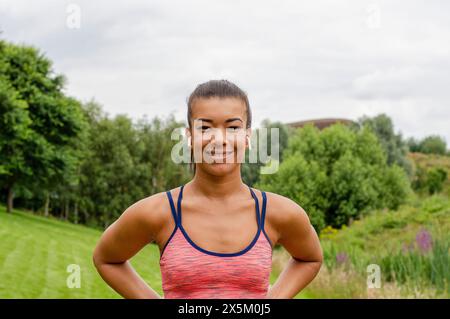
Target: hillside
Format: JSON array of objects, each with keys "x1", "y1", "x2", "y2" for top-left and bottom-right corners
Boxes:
[{"x1": 0, "y1": 206, "x2": 162, "y2": 298}]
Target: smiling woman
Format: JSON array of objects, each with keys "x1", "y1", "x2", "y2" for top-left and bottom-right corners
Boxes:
[
  {"x1": 186, "y1": 80, "x2": 252, "y2": 174},
  {"x1": 92, "y1": 79, "x2": 323, "y2": 299}
]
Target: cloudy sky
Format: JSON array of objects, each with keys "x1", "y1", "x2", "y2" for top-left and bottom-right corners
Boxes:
[{"x1": 1, "y1": 0, "x2": 449, "y2": 143}]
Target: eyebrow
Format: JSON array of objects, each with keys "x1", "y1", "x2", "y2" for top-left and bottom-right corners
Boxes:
[{"x1": 195, "y1": 118, "x2": 243, "y2": 124}]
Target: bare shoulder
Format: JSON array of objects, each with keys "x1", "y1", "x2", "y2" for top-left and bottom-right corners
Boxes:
[
  {"x1": 118, "y1": 190, "x2": 172, "y2": 243},
  {"x1": 264, "y1": 191, "x2": 309, "y2": 222},
  {"x1": 263, "y1": 191, "x2": 312, "y2": 242}
]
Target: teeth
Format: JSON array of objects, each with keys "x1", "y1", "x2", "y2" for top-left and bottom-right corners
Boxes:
[
  {"x1": 208, "y1": 151, "x2": 232, "y2": 155},
  {"x1": 207, "y1": 151, "x2": 233, "y2": 156}
]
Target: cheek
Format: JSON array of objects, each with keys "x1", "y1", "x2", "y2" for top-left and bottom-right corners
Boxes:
[{"x1": 232, "y1": 132, "x2": 247, "y2": 149}]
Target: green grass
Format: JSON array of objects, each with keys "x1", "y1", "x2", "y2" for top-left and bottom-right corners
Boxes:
[
  {"x1": 0, "y1": 205, "x2": 285, "y2": 298},
  {"x1": 408, "y1": 152, "x2": 450, "y2": 196},
  {"x1": 0, "y1": 205, "x2": 163, "y2": 298}
]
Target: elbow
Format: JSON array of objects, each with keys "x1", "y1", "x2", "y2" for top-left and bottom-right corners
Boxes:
[
  {"x1": 316, "y1": 249, "x2": 324, "y2": 269},
  {"x1": 316, "y1": 258, "x2": 323, "y2": 271},
  {"x1": 92, "y1": 251, "x2": 100, "y2": 269},
  {"x1": 92, "y1": 246, "x2": 104, "y2": 270}
]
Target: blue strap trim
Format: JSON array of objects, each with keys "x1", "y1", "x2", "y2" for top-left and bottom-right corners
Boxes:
[
  {"x1": 165, "y1": 190, "x2": 179, "y2": 227},
  {"x1": 248, "y1": 186, "x2": 261, "y2": 227},
  {"x1": 260, "y1": 191, "x2": 273, "y2": 249},
  {"x1": 261, "y1": 191, "x2": 267, "y2": 228},
  {"x1": 178, "y1": 184, "x2": 184, "y2": 224}
]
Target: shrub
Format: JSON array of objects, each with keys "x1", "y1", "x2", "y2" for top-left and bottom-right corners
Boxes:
[{"x1": 257, "y1": 124, "x2": 412, "y2": 230}]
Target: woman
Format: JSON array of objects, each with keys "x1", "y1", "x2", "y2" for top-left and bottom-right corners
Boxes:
[{"x1": 92, "y1": 80, "x2": 323, "y2": 299}]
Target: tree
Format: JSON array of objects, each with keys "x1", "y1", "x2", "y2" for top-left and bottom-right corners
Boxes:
[
  {"x1": 0, "y1": 40, "x2": 86, "y2": 212},
  {"x1": 426, "y1": 167, "x2": 447, "y2": 194},
  {"x1": 242, "y1": 119, "x2": 290, "y2": 186},
  {"x1": 418, "y1": 136, "x2": 447, "y2": 155},
  {"x1": 256, "y1": 124, "x2": 412, "y2": 231},
  {"x1": 74, "y1": 102, "x2": 191, "y2": 227},
  {"x1": 406, "y1": 137, "x2": 421, "y2": 153},
  {"x1": 0, "y1": 78, "x2": 32, "y2": 211},
  {"x1": 358, "y1": 113, "x2": 413, "y2": 177},
  {"x1": 407, "y1": 135, "x2": 447, "y2": 155}
]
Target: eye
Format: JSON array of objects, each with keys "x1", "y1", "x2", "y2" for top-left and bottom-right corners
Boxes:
[
  {"x1": 227, "y1": 126, "x2": 241, "y2": 131},
  {"x1": 197, "y1": 126, "x2": 211, "y2": 131}
]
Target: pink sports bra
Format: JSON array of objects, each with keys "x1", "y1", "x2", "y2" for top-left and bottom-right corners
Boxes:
[{"x1": 159, "y1": 184, "x2": 273, "y2": 299}]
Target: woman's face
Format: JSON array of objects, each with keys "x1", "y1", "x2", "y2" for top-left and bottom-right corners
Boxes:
[{"x1": 187, "y1": 97, "x2": 250, "y2": 176}]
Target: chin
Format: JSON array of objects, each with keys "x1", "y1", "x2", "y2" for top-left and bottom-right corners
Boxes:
[{"x1": 201, "y1": 163, "x2": 238, "y2": 176}]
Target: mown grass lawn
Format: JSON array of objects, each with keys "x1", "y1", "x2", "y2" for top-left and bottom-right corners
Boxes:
[{"x1": 0, "y1": 205, "x2": 162, "y2": 298}]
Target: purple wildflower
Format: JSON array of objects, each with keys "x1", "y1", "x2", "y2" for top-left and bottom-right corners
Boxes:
[
  {"x1": 415, "y1": 228, "x2": 433, "y2": 253},
  {"x1": 336, "y1": 252, "x2": 348, "y2": 264}
]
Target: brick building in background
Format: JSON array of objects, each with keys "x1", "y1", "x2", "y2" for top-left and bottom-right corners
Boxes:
[{"x1": 285, "y1": 118, "x2": 356, "y2": 130}]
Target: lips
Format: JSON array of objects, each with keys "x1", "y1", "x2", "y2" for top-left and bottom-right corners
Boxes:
[
  {"x1": 206, "y1": 151, "x2": 233, "y2": 156},
  {"x1": 206, "y1": 150, "x2": 234, "y2": 161}
]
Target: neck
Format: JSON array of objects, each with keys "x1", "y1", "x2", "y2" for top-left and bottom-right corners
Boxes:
[{"x1": 188, "y1": 165, "x2": 248, "y2": 200}]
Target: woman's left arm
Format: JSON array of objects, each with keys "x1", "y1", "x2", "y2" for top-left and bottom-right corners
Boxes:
[{"x1": 266, "y1": 197, "x2": 323, "y2": 299}]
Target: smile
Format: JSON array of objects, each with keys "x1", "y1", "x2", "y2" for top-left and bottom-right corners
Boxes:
[{"x1": 205, "y1": 150, "x2": 234, "y2": 160}]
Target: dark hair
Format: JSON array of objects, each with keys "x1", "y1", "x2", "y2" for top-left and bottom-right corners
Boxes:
[{"x1": 186, "y1": 79, "x2": 252, "y2": 174}]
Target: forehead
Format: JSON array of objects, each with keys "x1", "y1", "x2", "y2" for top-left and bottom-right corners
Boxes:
[{"x1": 191, "y1": 97, "x2": 246, "y2": 123}]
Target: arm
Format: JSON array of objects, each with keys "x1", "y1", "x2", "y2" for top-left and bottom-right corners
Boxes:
[
  {"x1": 266, "y1": 197, "x2": 323, "y2": 299},
  {"x1": 92, "y1": 194, "x2": 165, "y2": 299}
]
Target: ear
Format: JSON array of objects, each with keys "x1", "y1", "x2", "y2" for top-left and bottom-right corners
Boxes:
[
  {"x1": 246, "y1": 128, "x2": 252, "y2": 137},
  {"x1": 185, "y1": 127, "x2": 191, "y2": 139},
  {"x1": 246, "y1": 128, "x2": 252, "y2": 147}
]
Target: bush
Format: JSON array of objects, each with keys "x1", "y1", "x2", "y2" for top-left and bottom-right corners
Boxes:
[
  {"x1": 413, "y1": 166, "x2": 448, "y2": 195},
  {"x1": 408, "y1": 135, "x2": 447, "y2": 155},
  {"x1": 256, "y1": 124, "x2": 412, "y2": 230},
  {"x1": 426, "y1": 168, "x2": 447, "y2": 194},
  {"x1": 358, "y1": 113, "x2": 413, "y2": 177}
]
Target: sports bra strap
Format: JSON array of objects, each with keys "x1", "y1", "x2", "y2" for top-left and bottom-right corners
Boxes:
[
  {"x1": 260, "y1": 191, "x2": 267, "y2": 229},
  {"x1": 247, "y1": 186, "x2": 262, "y2": 228},
  {"x1": 165, "y1": 189, "x2": 180, "y2": 227}
]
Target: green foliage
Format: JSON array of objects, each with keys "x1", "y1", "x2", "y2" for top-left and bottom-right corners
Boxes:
[
  {"x1": 0, "y1": 39, "x2": 192, "y2": 226},
  {"x1": 426, "y1": 167, "x2": 447, "y2": 194},
  {"x1": 358, "y1": 113, "x2": 413, "y2": 177},
  {"x1": 0, "y1": 78, "x2": 32, "y2": 178},
  {"x1": 408, "y1": 135, "x2": 447, "y2": 155},
  {"x1": 257, "y1": 123, "x2": 412, "y2": 230},
  {"x1": 71, "y1": 102, "x2": 192, "y2": 227},
  {"x1": 257, "y1": 155, "x2": 328, "y2": 230},
  {"x1": 0, "y1": 40, "x2": 86, "y2": 212},
  {"x1": 412, "y1": 165, "x2": 448, "y2": 195},
  {"x1": 241, "y1": 119, "x2": 290, "y2": 186}
]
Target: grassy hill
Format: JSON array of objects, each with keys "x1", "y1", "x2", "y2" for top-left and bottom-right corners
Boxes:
[{"x1": 0, "y1": 206, "x2": 162, "y2": 298}]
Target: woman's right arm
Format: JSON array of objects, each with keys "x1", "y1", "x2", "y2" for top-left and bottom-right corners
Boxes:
[{"x1": 92, "y1": 193, "x2": 166, "y2": 299}]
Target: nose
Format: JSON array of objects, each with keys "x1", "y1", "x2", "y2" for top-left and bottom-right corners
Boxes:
[{"x1": 208, "y1": 128, "x2": 230, "y2": 151}]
